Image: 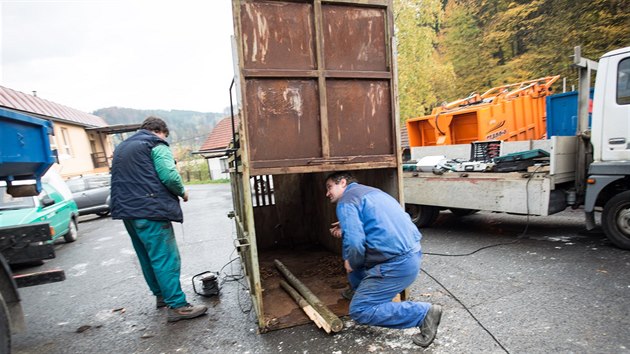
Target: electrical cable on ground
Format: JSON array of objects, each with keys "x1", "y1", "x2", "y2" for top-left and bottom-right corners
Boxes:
[
  {"x1": 422, "y1": 268, "x2": 510, "y2": 354},
  {"x1": 420, "y1": 165, "x2": 546, "y2": 353},
  {"x1": 425, "y1": 164, "x2": 545, "y2": 257}
]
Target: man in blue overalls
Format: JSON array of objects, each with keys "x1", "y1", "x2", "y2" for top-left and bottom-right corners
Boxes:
[
  {"x1": 111, "y1": 116, "x2": 207, "y2": 322},
  {"x1": 326, "y1": 171, "x2": 442, "y2": 347}
]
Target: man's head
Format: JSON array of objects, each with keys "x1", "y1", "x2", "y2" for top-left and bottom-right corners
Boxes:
[
  {"x1": 141, "y1": 116, "x2": 169, "y2": 139},
  {"x1": 325, "y1": 171, "x2": 357, "y2": 203}
]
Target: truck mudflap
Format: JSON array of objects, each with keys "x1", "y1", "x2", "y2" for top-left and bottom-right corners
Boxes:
[{"x1": 583, "y1": 175, "x2": 625, "y2": 212}]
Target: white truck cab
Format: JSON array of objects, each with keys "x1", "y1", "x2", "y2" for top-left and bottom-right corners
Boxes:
[
  {"x1": 584, "y1": 46, "x2": 630, "y2": 248},
  {"x1": 592, "y1": 46, "x2": 630, "y2": 162}
]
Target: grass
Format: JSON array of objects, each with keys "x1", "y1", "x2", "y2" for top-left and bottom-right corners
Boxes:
[{"x1": 184, "y1": 178, "x2": 230, "y2": 185}]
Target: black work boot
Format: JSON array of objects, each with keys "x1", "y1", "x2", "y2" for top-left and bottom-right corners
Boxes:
[{"x1": 412, "y1": 304, "x2": 442, "y2": 347}]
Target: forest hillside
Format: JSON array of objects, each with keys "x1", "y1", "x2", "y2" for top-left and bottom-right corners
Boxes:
[
  {"x1": 94, "y1": 107, "x2": 223, "y2": 150},
  {"x1": 395, "y1": 0, "x2": 629, "y2": 120}
]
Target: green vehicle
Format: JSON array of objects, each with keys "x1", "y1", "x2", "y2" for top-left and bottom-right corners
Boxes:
[{"x1": 0, "y1": 181, "x2": 79, "y2": 251}]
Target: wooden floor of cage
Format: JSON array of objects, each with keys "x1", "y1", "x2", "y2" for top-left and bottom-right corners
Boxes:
[{"x1": 257, "y1": 247, "x2": 350, "y2": 332}]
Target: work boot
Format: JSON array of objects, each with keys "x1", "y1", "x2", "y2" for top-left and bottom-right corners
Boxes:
[
  {"x1": 342, "y1": 288, "x2": 355, "y2": 301},
  {"x1": 412, "y1": 304, "x2": 442, "y2": 347},
  {"x1": 156, "y1": 296, "x2": 167, "y2": 309},
  {"x1": 167, "y1": 304, "x2": 208, "y2": 322}
]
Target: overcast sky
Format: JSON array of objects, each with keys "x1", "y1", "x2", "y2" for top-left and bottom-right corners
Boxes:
[{"x1": 0, "y1": 0, "x2": 235, "y2": 114}]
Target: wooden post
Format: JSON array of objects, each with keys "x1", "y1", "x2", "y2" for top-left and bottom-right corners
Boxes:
[
  {"x1": 274, "y1": 259, "x2": 343, "y2": 333},
  {"x1": 279, "y1": 280, "x2": 332, "y2": 333}
]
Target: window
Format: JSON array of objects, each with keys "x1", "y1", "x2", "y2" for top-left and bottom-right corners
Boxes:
[
  {"x1": 618, "y1": 58, "x2": 630, "y2": 105},
  {"x1": 219, "y1": 157, "x2": 229, "y2": 173},
  {"x1": 66, "y1": 179, "x2": 86, "y2": 193},
  {"x1": 0, "y1": 186, "x2": 35, "y2": 210},
  {"x1": 60, "y1": 127, "x2": 73, "y2": 157},
  {"x1": 85, "y1": 175, "x2": 110, "y2": 190},
  {"x1": 49, "y1": 133, "x2": 58, "y2": 152}
]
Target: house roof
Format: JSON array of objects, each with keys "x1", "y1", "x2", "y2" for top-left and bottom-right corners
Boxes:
[
  {"x1": 198, "y1": 116, "x2": 239, "y2": 152},
  {"x1": 0, "y1": 85, "x2": 108, "y2": 128}
]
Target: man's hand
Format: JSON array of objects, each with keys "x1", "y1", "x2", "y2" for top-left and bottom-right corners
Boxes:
[
  {"x1": 344, "y1": 259, "x2": 353, "y2": 273},
  {"x1": 182, "y1": 190, "x2": 189, "y2": 202},
  {"x1": 329, "y1": 221, "x2": 342, "y2": 238}
]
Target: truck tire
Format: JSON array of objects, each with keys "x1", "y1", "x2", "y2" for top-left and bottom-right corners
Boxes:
[
  {"x1": 602, "y1": 191, "x2": 630, "y2": 250},
  {"x1": 0, "y1": 293, "x2": 10, "y2": 354},
  {"x1": 449, "y1": 208, "x2": 479, "y2": 217},
  {"x1": 405, "y1": 204, "x2": 439, "y2": 228}
]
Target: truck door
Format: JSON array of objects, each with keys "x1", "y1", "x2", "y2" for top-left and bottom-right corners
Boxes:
[{"x1": 600, "y1": 51, "x2": 630, "y2": 161}]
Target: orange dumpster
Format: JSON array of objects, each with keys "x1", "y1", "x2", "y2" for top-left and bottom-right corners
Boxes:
[{"x1": 406, "y1": 76, "x2": 560, "y2": 146}]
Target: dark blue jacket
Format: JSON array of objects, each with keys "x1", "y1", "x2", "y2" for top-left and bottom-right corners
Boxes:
[
  {"x1": 110, "y1": 130, "x2": 183, "y2": 222},
  {"x1": 337, "y1": 183, "x2": 421, "y2": 270}
]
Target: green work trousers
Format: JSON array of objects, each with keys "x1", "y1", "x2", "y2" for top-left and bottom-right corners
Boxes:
[{"x1": 123, "y1": 219, "x2": 187, "y2": 308}]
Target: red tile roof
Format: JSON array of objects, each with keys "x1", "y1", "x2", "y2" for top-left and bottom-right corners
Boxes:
[
  {"x1": 0, "y1": 85, "x2": 107, "y2": 127},
  {"x1": 198, "y1": 116, "x2": 240, "y2": 152}
]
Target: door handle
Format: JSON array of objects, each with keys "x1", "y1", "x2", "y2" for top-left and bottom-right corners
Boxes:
[{"x1": 608, "y1": 137, "x2": 626, "y2": 145}]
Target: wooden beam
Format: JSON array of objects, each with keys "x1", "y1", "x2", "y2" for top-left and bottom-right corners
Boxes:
[
  {"x1": 274, "y1": 259, "x2": 343, "y2": 332},
  {"x1": 279, "y1": 280, "x2": 332, "y2": 333}
]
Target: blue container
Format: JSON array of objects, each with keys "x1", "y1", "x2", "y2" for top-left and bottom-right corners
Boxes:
[
  {"x1": 0, "y1": 108, "x2": 56, "y2": 184},
  {"x1": 546, "y1": 89, "x2": 594, "y2": 137}
]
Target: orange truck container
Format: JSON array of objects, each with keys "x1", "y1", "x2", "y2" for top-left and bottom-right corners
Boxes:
[{"x1": 406, "y1": 76, "x2": 560, "y2": 146}]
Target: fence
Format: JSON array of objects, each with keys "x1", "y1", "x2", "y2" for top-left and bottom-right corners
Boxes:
[{"x1": 179, "y1": 169, "x2": 210, "y2": 182}]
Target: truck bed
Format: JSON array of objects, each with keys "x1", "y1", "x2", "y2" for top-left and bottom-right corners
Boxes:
[{"x1": 404, "y1": 136, "x2": 578, "y2": 216}]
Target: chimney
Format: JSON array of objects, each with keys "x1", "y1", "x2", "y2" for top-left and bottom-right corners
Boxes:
[{"x1": 32, "y1": 91, "x2": 37, "y2": 97}]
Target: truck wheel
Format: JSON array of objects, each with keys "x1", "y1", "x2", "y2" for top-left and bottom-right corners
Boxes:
[
  {"x1": 449, "y1": 208, "x2": 479, "y2": 217},
  {"x1": 602, "y1": 191, "x2": 630, "y2": 250},
  {"x1": 405, "y1": 204, "x2": 439, "y2": 228},
  {"x1": 64, "y1": 219, "x2": 78, "y2": 243},
  {"x1": 0, "y1": 293, "x2": 10, "y2": 353}
]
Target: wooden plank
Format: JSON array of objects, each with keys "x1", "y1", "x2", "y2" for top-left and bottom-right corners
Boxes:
[
  {"x1": 249, "y1": 160, "x2": 397, "y2": 176},
  {"x1": 274, "y1": 259, "x2": 343, "y2": 333},
  {"x1": 14, "y1": 269, "x2": 65, "y2": 288}
]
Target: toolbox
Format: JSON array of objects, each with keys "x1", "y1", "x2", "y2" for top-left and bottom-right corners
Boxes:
[{"x1": 493, "y1": 149, "x2": 549, "y2": 172}]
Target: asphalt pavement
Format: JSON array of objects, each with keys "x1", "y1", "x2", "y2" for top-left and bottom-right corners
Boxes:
[{"x1": 11, "y1": 183, "x2": 630, "y2": 354}]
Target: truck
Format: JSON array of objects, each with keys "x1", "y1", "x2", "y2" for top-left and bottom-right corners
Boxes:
[
  {"x1": 403, "y1": 46, "x2": 630, "y2": 250},
  {"x1": 0, "y1": 108, "x2": 66, "y2": 352}
]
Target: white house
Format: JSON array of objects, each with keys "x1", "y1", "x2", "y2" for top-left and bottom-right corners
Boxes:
[{"x1": 195, "y1": 116, "x2": 239, "y2": 180}]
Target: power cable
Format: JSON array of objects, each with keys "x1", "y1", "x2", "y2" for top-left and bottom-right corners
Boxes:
[
  {"x1": 420, "y1": 165, "x2": 546, "y2": 353},
  {"x1": 422, "y1": 268, "x2": 510, "y2": 354}
]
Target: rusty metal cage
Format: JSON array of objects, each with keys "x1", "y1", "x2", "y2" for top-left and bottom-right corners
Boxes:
[{"x1": 229, "y1": 0, "x2": 401, "y2": 332}]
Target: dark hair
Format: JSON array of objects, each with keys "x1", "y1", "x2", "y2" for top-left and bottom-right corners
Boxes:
[
  {"x1": 325, "y1": 171, "x2": 357, "y2": 185},
  {"x1": 141, "y1": 116, "x2": 169, "y2": 137}
]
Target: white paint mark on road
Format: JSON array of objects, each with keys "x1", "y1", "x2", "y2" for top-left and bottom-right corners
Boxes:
[
  {"x1": 120, "y1": 248, "x2": 135, "y2": 255},
  {"x1": 97, "y1": 236, "x2": 113, "y2": 242},
  {"x1": 68, "y1": 263, "x2": 88, "y2": 277},
  {"x1": 101, "y1": 258, "x2": 122, "y2": 266}
]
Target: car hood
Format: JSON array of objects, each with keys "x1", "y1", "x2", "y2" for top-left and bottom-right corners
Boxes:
[{"x1": 0, "y1": 208, "x2": 40, "y2": 227}]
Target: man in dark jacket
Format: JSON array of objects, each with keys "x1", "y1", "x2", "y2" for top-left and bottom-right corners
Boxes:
[
  {"x1": 111, "y1": 116, "x2": 207, "y2": 322},
  {"x1": 326, "y1": 171, "x2": 442, "y2": 347}
]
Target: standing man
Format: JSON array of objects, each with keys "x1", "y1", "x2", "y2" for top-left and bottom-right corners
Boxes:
[
  {"x1": 111, "y1": 116, "x2": 207, "y2": 322},
  {"x1": 326, "y1": 171, "x2": 442, "y2": 347}
]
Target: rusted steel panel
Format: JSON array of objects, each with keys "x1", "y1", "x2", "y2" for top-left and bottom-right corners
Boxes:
[
  {"x1": 245, "y1": 79, "x2": 322, "y2": 161},
  {"x1": 231, "y1": 1, "x2": 401, "y2": 332},
  {"x1": 240, "y1": 1, "x2": 316, "y2": 70},
  {"x1": 327, "y1": 80, "x2": 393, "y2": 157},
  {"x1": 322, "y1": 4, "x2": 388, "y2": 71}
]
